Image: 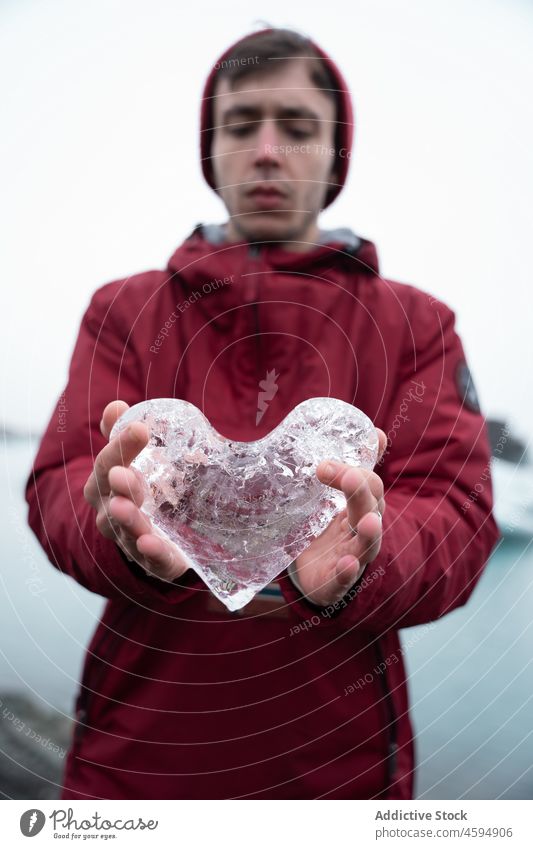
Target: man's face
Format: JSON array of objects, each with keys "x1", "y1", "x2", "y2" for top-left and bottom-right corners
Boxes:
[{"x1": 210, "y1": 59, "x2": 338, "y2": 250}]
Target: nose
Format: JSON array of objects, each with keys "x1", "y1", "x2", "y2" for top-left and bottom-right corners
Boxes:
[{"x1": 253, "y1": 119, "x2": 283, "y2": 169}]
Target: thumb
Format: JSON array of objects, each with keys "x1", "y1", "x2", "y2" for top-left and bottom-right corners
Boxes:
[{"x1": 100, "y1": 400, "x2": 130, "y2": 440}]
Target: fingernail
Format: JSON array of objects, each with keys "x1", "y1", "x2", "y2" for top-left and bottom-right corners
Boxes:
[{"x1": 322, "y1": 461, "x2": 336, "y2": 478}]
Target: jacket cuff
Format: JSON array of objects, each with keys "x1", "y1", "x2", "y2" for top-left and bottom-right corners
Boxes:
[{"x1": 286, "y1": 559, "x2": 305, "y2": 594}]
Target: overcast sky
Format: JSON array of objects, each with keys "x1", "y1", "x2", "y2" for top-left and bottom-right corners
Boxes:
[{"x1": 2, "y1": 0, "x2": 532, "y2": 445}]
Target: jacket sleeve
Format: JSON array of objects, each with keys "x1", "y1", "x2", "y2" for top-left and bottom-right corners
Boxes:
[
  {"x1": 280, "y1": 290, "x2": 501, "y2": 632},
  {"x1": 24, "y1": 282, "x2": 202, "y2": 605}
]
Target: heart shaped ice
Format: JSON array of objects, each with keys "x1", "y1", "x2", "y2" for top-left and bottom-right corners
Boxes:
[{"x1": 110, "y1": 397, "x2": 378, "y2": 610}]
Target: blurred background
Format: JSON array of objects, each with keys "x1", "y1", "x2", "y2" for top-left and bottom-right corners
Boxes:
[{"x1": 1, "y1": 0, "x2": 532, "y2": 799}]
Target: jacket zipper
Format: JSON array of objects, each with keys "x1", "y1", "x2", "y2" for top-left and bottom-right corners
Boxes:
[
  {"x1": 248, "y1": 242, "x2": 262, "y2": 377},
  {"x1": 73, "y1": 604, "x2": 136, "y2": 746},
  {"x1": 373, "y1": 637, "x2": 400, "y2": 793}
]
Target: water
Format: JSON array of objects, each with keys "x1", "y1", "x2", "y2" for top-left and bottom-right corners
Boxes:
[
  {"x1": 403, "y1": 535, "x2": 533, "y2": 799},
  {"x1": 2, "y1": 441, "x2": 532, "y2": 798},
  {"x1": 1, "y1": 440, "x2": 104, "y2": 716}
]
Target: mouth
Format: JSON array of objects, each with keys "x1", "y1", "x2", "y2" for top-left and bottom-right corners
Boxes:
[{"x1": 246, "y1": 184, "x2": 288, "y2": 209}]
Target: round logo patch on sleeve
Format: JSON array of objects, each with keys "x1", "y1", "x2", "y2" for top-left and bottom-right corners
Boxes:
[{"x1": 455, "y1": 360, "x2": 481, "y2": 413}]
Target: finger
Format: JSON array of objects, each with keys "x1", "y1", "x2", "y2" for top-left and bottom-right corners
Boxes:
[
  {"x1": 108, "y1": 465, "x2": 147, "y2": 507},
  {"x1": 135, "y1": 534, "x2": 190, "y2": 580},
  {"x1": 318, "y1": 462, "x2": 375, "y2": 530},
  {"x1": 95, "y1": 509, "x2": 123, "y2": 539},
  {"x1": 342, "y1": 480, "x2": 380, "y2": 516},
  {"x1": 100, "y1": 400, "x2": 130, "y2": 440},
  {"x1": 108, "y1": 494, "x2": 153, "y2": 538},
  {"x1": 376, "y1": 428, "x2": 387, "y2": 463},
  {"x1": 352, "y1": 511, "x2": 383, "y2": 564},
  {"x1": 335, "y1": 554, "x2": 363, "y2": 588},
  {"x1": 313, "y1": 554, "x2": 360, "y2": 606},
  {"x1": 340, "y1": 467, "x2": 376, "y2": 536},
  {"x1": 91, "y1": 422, "x2": 149, "y2": 499},
  {"x1": 316, "y1": 459, "x2": 357, "y2": 490},
  {"x1": 113, "y1": 527, "x2": 189, "y2": 582},
  {"x1": 365, "y1": 471, "x2": 384, "y2": 508},
  {"x1": 341, "y1": 505, "x2": 384, "y2": 535}
]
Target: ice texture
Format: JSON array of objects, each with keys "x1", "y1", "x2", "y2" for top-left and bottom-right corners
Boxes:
[{"x1": 110, "y1": 397, "x2": 378, "y2": 610}]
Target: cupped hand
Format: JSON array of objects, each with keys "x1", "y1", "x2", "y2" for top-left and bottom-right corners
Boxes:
[
  {"x1": 289, "y1": 428, "x2": 387, "y2": 607},
  {"x1": 83, "y1": 400, "x2": 190, "y2": 582}
]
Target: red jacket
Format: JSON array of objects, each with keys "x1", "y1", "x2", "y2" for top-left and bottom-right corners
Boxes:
[{"x1": 25, "y1": 223, "x2": 499, "y2": 799}]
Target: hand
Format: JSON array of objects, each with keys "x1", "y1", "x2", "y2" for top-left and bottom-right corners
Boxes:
[
  {"x1": 83, "y1": 400, "x2": 190, "y2": 582},
  {"x1": 289, "y1": 428, "x2": 387, "y2": 607}
]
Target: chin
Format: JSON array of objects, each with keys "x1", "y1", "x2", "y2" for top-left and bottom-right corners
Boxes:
[{"x1": 238, "y1": 216, "x2": 305, "y2": 245}]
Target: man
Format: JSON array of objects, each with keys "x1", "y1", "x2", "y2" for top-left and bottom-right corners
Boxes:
[{"x1": 25, "y1": 27, "x2": 499, "y2": 800}]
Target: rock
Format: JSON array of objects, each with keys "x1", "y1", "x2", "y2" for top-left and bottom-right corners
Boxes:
[{"x1": 0, "y1": 692, "x2": 72, "y2": 799}]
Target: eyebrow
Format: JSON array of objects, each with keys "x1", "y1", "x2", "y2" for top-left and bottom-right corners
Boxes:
[{"x1": 220, "y1": 104, "x2": 321, "y2": 124}]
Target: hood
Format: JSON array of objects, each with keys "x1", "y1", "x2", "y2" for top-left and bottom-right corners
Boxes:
[
  {"x1": 165, "y1": 221, "x2": 380, "y2": 351},
  {"x1": 199, "y1": 29, "x2": 354, "y2": 208},
  {"x1": 167, "y1": 222, "x2": 380, "y2": 280}
]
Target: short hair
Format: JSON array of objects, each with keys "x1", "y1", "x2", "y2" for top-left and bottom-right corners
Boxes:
[{"x1": 212, "y1": 27, "x2": 338, "y2": 113}]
